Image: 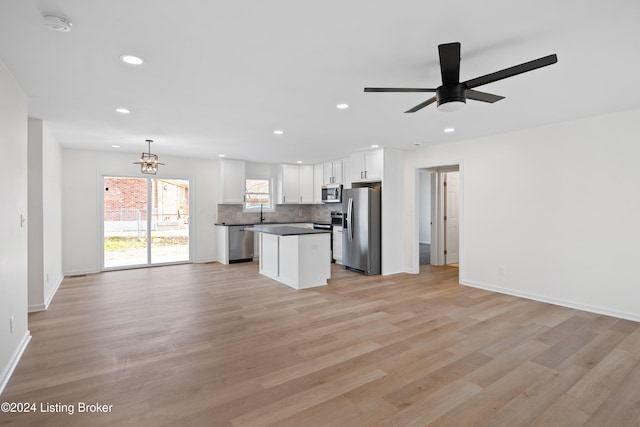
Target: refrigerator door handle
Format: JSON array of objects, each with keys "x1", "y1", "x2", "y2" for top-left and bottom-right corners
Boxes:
[{"x1": 347, "y1": 197, "x2": 354, "y2": 241}]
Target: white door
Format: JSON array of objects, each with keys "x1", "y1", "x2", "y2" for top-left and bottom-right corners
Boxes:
[{"x1": 444, "y1": 172, "x2": 459, "y2": 264}]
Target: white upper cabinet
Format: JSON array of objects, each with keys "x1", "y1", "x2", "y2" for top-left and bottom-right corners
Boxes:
[
  {"x1": 218, "y1": 158, "x2": 246, "y2": 204},
  {"x1": 279, "y1": 164, "x2": 316, "y2": 204},
  {"x1": 323, "y1": 160, "x2": 343, "y2": 185},
  {"x1": 313, "y1": 163, "x2": 324, "y2": 204},
  {"x1": 299, "y1": 165, "x2": 314, "y2": 204},
  {"x1": 349, "y1": 149, "x2": 382, "y2": 183},
  {"x1": 279, "y1": 164, "x2": 299, "y2": 204}
]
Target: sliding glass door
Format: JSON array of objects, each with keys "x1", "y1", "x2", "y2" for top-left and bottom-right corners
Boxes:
[
  {"x1": 103, "y1": 177, "x2": 148, "y2": 268},
  {"x1": 103, "y1": 176, "x2": 190, "y2": 269},
  {"x1": 150, "y1": 179, "x2": 190, "y2": 264}
]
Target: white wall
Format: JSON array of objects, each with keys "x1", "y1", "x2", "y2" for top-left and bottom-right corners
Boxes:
[
  {"x1": 28, "y1": 119, "x2": 63, "y2": 311},
  {"x1": 381, "y1": 148, "x2": 404, "y2": 275},
  {"x1": 62, "y1": 149, "x2": 219, "y2": 274},
  {"x1": 404, "y1": 108, "x2": 640, "y2": 321},
  {"x1": 0, "y1": 62, "x2": 30, "y2": 395},
  {"x1": 418, "y1": 171, "x2": 431, "y2": 244},
  {"x1": 246, "y1": 161, "x2": 278, "y2": 179},
  {"x1": 27, "y1": 119, "x2": 43, "y2": 309},
  {"x1": 42, "y1": 124, "x2": 63, "y2": 305}
]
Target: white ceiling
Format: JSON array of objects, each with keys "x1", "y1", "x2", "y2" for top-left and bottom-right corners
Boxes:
[{"x1": 1, "y1": 0, "x2": 639, "y2": 164}]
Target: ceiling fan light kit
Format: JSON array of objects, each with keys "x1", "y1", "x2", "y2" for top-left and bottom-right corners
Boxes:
[
  {"x1": 436, "y1": 85, "x2": 467, "y2": 112},
  {"x1": 365, "y1": 42, "x2": 557, "y2": 113}
]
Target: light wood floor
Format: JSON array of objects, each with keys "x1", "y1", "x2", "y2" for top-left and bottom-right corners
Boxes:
[{"x1": 1, "y1": 262, "x2": 640, "y2": 426}]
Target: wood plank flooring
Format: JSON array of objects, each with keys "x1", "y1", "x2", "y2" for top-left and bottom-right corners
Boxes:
[{"x1": 1, "y1": 262, "x2": 639, "y2": 426}]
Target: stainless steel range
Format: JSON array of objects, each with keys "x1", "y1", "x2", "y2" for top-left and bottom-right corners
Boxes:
[{"x1": 312, "y1": 221, "x2": 333, "y2": 262}]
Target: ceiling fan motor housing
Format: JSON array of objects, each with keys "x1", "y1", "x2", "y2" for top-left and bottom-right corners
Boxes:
[
  {"x1": 436, "y1": 84, "x2": 466, "y2": 110},
  {"x1": 364, "y1": 42, "x2": 557, "y2": 113}
]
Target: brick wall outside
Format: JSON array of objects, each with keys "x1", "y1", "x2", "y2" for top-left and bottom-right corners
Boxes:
[
  {"x1": 104, "y1": 178, "x2": 189, "y2": 222},
  {"x1": 104, "y1": 178, "x2": 148, "y2": 221}
]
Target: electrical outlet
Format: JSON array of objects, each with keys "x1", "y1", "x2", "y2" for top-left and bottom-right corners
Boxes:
[
  {"x1": 10, "y1": 315, "x2": 14, "y2": 334},
  {"x1": 47, "y1": 273, "x2": 49, "y2": 283},
  {"x1": 498, "y1": 265, "x2": 506, "y2": 276}
]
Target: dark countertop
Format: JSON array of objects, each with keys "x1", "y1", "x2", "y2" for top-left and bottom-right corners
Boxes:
[
  {"x1": 215, "y1": 221, "x2": 331, "y2": 226},
  {"x1": 243, "y1": 226, "x2": 331, "y2": 236}
]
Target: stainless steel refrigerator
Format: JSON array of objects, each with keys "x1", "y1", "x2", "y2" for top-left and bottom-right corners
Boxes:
[{"x1": 342, "y1": 188, "x2": 381, "y2": 275}]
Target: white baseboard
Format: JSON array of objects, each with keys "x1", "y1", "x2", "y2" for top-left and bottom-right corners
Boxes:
[
  {"x1": 0, "y1": 331, "x2": 31, "y2": 396},
  {"x1": 194, "y1": 258, "x2": 218, "y2": 264},
  {"x1": 28, "y1": 303, "x2": 46, "y2": 313},
  {"x1": 44, "y1": 274, "x2": 63, "y2": 309},
  {"x1": 462, "y1": 279, "x2": 640, "y2": 323},
  {"x1": 28, "y1": 274, "x2": 64, "y2": 313}
]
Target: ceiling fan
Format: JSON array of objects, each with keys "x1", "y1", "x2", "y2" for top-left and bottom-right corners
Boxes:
[{"x1": 364, "y1": 42, "x2": 557, "y2": 113}]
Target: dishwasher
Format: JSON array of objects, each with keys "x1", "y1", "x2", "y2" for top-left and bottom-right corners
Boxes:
[{"x1": 228, "y1": 225, "x2": 254, "y2": 263}]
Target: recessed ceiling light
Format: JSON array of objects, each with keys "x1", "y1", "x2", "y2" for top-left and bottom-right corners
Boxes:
[
  {"x1": 218, "y1": 154, "x2": 225, "y2": 157},
  {"x1": 111, "y1": 145, "x2": 120, "y2": 148},
  {"x1": 273, "y1": 130, "x2": 284, "y2": 135},
  {"x1": 371, "y1": 144, "x2": 379, "y2": 148},
  {"x1": 296, "y1": 161, "x2": 303, "y2": 164},
  {"x1": 444, "y1": 127, "x2": 455, "y2": 133},
  {"x1": 120, "y1": 55, "x2": 144, "y2": 65},
  {"x1": 336, "y1": 103, "x2": 349, "y2": 109},
  {"x1": 115, "y1": 108, "x2": 130, "y2": 114}
]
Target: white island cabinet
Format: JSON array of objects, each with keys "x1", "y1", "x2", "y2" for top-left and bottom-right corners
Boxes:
[{"x1": 245, "y1": 225, "x2": 331, "y2": 289}]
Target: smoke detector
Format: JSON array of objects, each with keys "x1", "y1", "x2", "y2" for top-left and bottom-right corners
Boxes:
[{"x1": 42, "y1": 13, "x2": 72, "y2": 32}]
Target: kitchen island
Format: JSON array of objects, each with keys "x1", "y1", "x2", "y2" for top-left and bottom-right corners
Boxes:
[{"x1": 244, "y1": 225, "x2": 331, "y2": 289}]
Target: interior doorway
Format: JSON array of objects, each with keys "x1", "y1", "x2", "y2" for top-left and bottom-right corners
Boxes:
[
  {"x1": 418, "y1": 166, "x2": 460, "y2": 268},
  {"x1": 103, "y1": 176, "x2": 190, "y2": 269},
  {"x1": 418, "y1": 170, "x2": 432, "y2": 265}
]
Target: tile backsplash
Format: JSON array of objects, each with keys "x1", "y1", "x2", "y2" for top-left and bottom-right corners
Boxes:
[{"x1": 217, "y1": 204, "x2": 336, "y2": 224}]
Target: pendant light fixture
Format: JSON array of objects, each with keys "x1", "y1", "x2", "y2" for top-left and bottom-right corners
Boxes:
[{"x1": 133, "y1": 139, "x2": 164, "y2": 174}]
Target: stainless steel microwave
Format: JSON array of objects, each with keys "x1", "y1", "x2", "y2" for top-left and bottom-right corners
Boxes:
[{"x1": 322, "y1": 184, "x2": 342, "y2": 203}]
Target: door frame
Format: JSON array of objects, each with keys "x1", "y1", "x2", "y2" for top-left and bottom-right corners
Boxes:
[
  {"x1": 412, "y1": 163, "x2": 462, "y2": 272},
  {"x1": 439, "y1": 170, "x2": 460, "y2": 265},
  {"x1": 98, "y1": 172, "x2": 194, "y2": 271}
]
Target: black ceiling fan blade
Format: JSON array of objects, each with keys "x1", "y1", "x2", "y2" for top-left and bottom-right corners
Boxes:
[
  {"x1": 438, "y1": 42, "x2": 461, "y2": 86},
  {"x1": 466, "y1": 89, "x2": 505, "y2": 103},
  {"x1": 463, "y1": 54, "x2": 558, "y2": 89},
  {"x1": 404, "y1": 96, "x2": 437, "y2": 113},
  {"x1": 364, "y1": 87, "x2": 437, "y2": 93}
]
